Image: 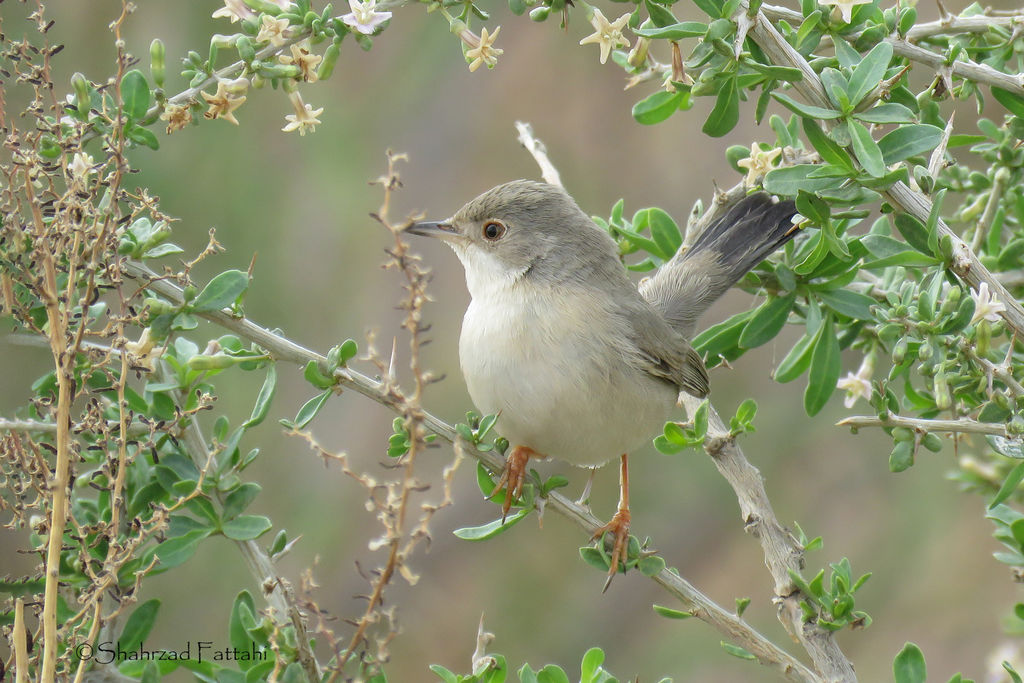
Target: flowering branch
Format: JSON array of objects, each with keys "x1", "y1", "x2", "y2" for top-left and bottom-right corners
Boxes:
[{"x1": 745, "y1": 5, "x2": 1024, "y2": 343}]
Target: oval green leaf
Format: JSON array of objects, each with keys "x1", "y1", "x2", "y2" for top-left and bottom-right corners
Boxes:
[
  {"x1": 121, "y1": 69, "x2": 151, "y2": 120},
  {"x1": 633, "y1": 91, "x2": 686, "y2": 125},
  {"x1": 878, "y1": 124, "x2": 943, "y2": 164},
  {"x1": 192, "y1": 269, "x2": 250, "y2": 313},
  {"x1": 739, "y1": 292, "x2": 796, "y2": 348},
  {"x1": 804, "y1": 317, "x2": 840, "y2": 416}
]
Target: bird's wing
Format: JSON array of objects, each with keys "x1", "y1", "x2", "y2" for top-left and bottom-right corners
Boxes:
[{"x1": 624, "y1": 303, "x2": 710, "y2": 398}]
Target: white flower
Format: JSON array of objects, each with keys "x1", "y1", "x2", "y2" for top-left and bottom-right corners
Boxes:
[
  {"x1": 266, "y1": 0, "x2": 292, "y2": 8},
  {"x1": 818, "y1": 0, "x2": 872, "y2": 24},
  {"x1": 579, "y1": 8, "x2": 630, "y2": 65},
  {"x1": 341, "y1": 0, "x2": 392, "y2": 35},
  {"x1": 970, "y1": 282, "x2": 1007, "y2": 325},
  {"x1": 838, "y1": 354, "x2": 874, "y2": 408},
  {"x1": 736, "y1": 143, "x2": 783, "y2": 187},
  {"x1": 282, "y1": 91, "x2": 324, "y2": 136},
  {"x1": 465, "y1": 26, "x2": 503, "y2": 72},
  {"x1": 257, "y1": 15, "x2": 291, "y2": 47},
  {"x1": 212, "y1": 0, "x2": 255, "y2": 23},
  {"x1": 69, "y1": 152, "x2": 95, "y2": 184}
]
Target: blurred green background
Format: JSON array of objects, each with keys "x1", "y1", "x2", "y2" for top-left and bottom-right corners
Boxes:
[{"x1": 2, "y1": 1, "x2": 1018, "y2": 680}]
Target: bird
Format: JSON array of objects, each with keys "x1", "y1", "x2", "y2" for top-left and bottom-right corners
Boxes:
[{"x1": 406, "y1": 179, "x2": 798, "y2": 583}]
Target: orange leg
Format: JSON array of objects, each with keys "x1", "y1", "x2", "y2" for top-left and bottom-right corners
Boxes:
[
  {"x1": 590, "y1": 453, "x2": 631, "y2": 591},
  {"x1": 488, "y1": 445, "x2": 538, "y2": 522}
]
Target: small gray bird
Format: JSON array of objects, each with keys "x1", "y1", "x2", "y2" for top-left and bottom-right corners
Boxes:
[{"x1": 407, "y1": 180, "x2": 797, "y2": 580}]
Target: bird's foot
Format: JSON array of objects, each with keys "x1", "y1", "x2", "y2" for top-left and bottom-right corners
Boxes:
[
  {"x1": 591, "y1": 506, "x2": 631, "y2": 592},
  {"x1": 488, "y1": 445, "x2": 537, "y2": 522}
]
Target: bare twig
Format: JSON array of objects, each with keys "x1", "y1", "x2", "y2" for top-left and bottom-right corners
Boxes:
[
  {"x1": 515, "y1": 121, "x2": 563, "y2": 187},
  {"x1": 838, "y1": 414, "x2": 1011, "y2": 436}
]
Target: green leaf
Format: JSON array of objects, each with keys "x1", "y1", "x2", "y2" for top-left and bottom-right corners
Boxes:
[
  {"x1": 452, "y1": 509, "x2": 530, "y2": 540},
  {"x1": 223, "y1": 483, "x2": 261, "y2": 520},
  {"x1": 804, "y1": 317, "x2": 839, "y2": 416},
  {"x1": 993, "y1": 87, "x2": 1024, "y2": 118},
  {"x1": 637, "y1": 555, "x2": 666, "y2": 576},
  {"x1": 644, "y1": 0, "x2": 679, "y2": 27},
  {"x1": 192, "y1": 270, "x2": 249, "y2": 313},
  {"x1": 304, "y1": 359, "x2": 337, "y2": 389},
  {"x1": 892, "y1": 213, "x2": 932, "y2": 255},
  {"x1": 878, "y1": 124, "x2": 943, "y2": 164},
  {"x1": 119, "y1": 599, "x2": 161, "y2": 653},
  {"x1": 815, "y1": 289, "x2": 875, "y2": 320},
  {"x1": 693, "y1": 309, "x2": 754, "y2": 364},
  {"x1": 283, "y1": 389, "x2": 333, "y2": 430},
  {"x1": 703, "y1": 77, "x2": 739, "y2": 137},
  {"x1": 990, "y1": 461, "x2": 1024, "y2": 509},
  {"x1": 633, "y1": 21, "x2": 708, "y2": 38},
  {"x1": 580, "y1": 647, "x2": 604, "y2": 682},
  {"x1": 847, "y1": 42, "x2": 892, "y2": 107},
  {"x1": 634, "y1": 207, "x2": 682, "y2": 257},
  {"x1": 772, "y1": 92, "x2": 841, "y2": 119},
  {"x1": 721, "y1": 642, "x2": 756, "y2": 660},
  {"x1": 893, "y1": 642, "x2": 927, "y2": 683},
  {"x1": 121, "y1": 69, "x2": 151, "y2": 120},
  {"x1": 229, "y1": 591, "x2": 259, "y2": 666},
  {"x1": 633, "y1": 91, "x2": 686, "y2": 125},
  {"x1": 429, "y1": 665, "x2": 459, "y2": 683},
  {"x1": 653, "y1": 604, "x2": 693, "y2": 619},
  {"x1": 739, "y1": 292, "x2": 796, "y2": 348},
  {"x1": 242, "y1": 364, "x2": 277, "y2": 428},
  {"x1": 854, "y1": 102, "x2": 915, "y2": 124},
  {"x1": 775, "y1": 331, "x2": 816, "y2": 383},
  {"x1": 848, "y1": 119, "x2": 886, "y2": 177},
  {"x1": 127, "y1": 124, "x2": 160, "y2": 150},
  {"x1": 152, "y1": 528, "x2": 211, "y2": 569},
  {"x1": 764, "y1": 165, "x2": 845, "y2": 196},
  {"x1": 803, "y1": 118, "x2": 854, "y2": 170},
  {"x1": 221, "y1": 514, "x2": 273, "y2": 540}
]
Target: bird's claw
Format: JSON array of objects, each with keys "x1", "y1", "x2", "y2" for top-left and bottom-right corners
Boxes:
[
  {"x1": 591, "y1": 507, "x2": 631, "y2": 592},
  {"x1": 488, "y1": 446, "x2": 533, "y2": 523}
]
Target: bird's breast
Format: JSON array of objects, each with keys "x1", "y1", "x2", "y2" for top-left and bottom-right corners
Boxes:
[{"x1": 458, "y1": 285, "x2": 677, "y2": 466}]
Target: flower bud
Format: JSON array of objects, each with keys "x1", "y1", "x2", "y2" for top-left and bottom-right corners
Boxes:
[
  {"x1": 150, "y1": 39, "x2": 166, "y2": 88},
  {"x1": 933, "y1": 372, "x2": 951, "y2": 410},
  {"x1": 317, "y1": 43, "x2": 340, "y2": 81},
  {"x1": 71, "y1": 72, "x2": 91, "y2": 118}
]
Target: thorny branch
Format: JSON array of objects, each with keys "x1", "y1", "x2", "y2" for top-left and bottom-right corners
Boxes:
[{"x1": 746, "y1": 4, "x2": 1024, "y2": 345}]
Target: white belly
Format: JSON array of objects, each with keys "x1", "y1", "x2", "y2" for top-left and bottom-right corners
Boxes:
[{"x1": 459, "y1": 288, "x2": 678, "y2": 467}]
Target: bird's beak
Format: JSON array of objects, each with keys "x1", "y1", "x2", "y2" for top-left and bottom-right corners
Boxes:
[{"x1": 405, "y1": 220, "x2": 460, "y2": 240}]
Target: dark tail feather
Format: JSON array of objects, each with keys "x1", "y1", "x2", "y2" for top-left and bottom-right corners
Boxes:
[
  {"x1": 686, "y1": 192, "x2": 798, "y2": 285},
  {"x1": 639, "y1": 192, "x2": 798, "y2": 338}
]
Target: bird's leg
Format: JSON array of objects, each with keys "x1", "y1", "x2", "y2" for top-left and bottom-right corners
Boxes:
[
  {"x1": 488, "y1": 445, "x2": 538, "y2": 522},
  {"x1": 575, "y1": 467, "x2": 598, "y2": 509},
  {"x1": 591, "y1": 453, "x2": 631, "y2": 591}
]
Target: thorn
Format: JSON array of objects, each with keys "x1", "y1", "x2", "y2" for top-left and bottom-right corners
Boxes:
[{"x1": 388, "y1": 337, "x2": 398, "y2": 380}]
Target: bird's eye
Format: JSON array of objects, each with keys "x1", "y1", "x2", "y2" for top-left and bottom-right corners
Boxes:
[{"x1": 482, "y1": 221, "x2": 507, "y2": 241}]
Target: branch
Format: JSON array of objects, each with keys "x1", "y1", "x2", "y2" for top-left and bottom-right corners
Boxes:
[
  {"x1": 746, "y1": 8, "x2": 1024, "y2": 342},
  {"x1": 838, "y1": 414, "x2": 1011, "y2": 436},
  {"x1": 681, "y1": 396, "x2": 857, "y2": 682},
  {"x1": 121, "y1": 260, "x2": 819, "y2": 682},
  {"x1": 515, "y1": 121, "x2": 562, "y2": 187},
  {"x1": 170, "y1": 378, "x2": 323, "y2": 683},
  {"x1": 760, "y1": 4, "x2": 1024, "y2": 95}
]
